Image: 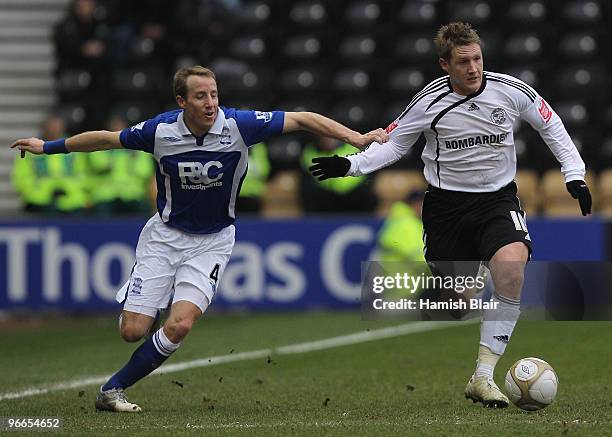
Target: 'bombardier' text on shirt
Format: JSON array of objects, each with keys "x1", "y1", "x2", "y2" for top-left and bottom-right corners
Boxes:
[{"x1": 347, "y1": 72, "x2": 585, "y2": 192}]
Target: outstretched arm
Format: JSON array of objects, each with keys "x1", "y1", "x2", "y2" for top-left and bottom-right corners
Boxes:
[
  {"x1": 10, "y1": 130, "x2": 123, "y2": 157},
  {"x1": 309, "y1": 139, "x2": 409, "y2": 180},
  {"x1": 308, "y1": 98, "x2": 426, "y2": 180},
  {"x1": 283, "y1": 112, "x2": 388, "y2": 150},
  {"x1": 520, "y1": 96, "x2": 591, "y2": 215}
]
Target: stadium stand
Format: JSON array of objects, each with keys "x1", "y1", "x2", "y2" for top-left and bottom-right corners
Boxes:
[
  {"x1": 373, "y1": 169, "x2": 427, "y2": 217},
  {"x1": 0, "y1": 0, "x2": 610, "y2": 216},
  {"x1": 0, "y1": 0, "x2": 69, "y2": 213},
  {"x1": 514, "y1": 169, "x2": 540, "y2": 217},
  {"x1": 542, "y1": 169, "x2": 596, "y2": 217},
  {"x1": 506, "y1": 0, "x2": 548, "y2": 26},
  {"x1": 398, "y1": 0, "x2": 438, "y2": 27},
  {"x1": 237, "y1": 0, "x2": 271, "y2": 30},
  {"x1": 280, "y1": 66, "x2": 330, "y2": 96},
  {"x1": 597, "y1": 168, "x2": 612, "y2": 217},
  {"x1": 261, "y1": 170, "x2": 302, "y2": 217}
]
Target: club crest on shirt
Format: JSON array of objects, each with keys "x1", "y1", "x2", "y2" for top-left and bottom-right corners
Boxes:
[
  {"x1": 490, "y1": 108, "x2": 507, "y2": 125},
  {"x1": 220, "y1": 126, "x2": 231, "y2": 145}
]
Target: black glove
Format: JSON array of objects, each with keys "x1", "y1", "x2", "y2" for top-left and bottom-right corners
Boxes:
[
  {"x1": 566, "y1": 180, "x2": 592, "y2": 216},
  {"x1": 309, "y1": 156, "x2": 351, "y2": 181}
]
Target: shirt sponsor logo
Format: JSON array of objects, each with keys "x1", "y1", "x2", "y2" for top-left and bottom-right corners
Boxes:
[
  {"x1": 178, "y1": 161, "x2": 224, "y2": 190},
  {"x1": 162, "y1": 136, "x2": 182, "y2": 142},
  {"x1": 255, "y1": 111, "x2": 273, "y2": 122},
  {"x1": 445, "y1": 132, "x2": 509, "y2": 149},
  {"x1": 538, "y1": 98, "x2": 552, "y2": 123},
  {"x1": 490, "y1": 108, "x2": 507, "y2": 125},
  {"x1": 385, "y1": 119, "x2": 399, "y2": 133}
]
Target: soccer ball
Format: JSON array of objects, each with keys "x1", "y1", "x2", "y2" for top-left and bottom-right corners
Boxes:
[{"x1": 504, "y1": 357, "x2": 558, "y2": 411}]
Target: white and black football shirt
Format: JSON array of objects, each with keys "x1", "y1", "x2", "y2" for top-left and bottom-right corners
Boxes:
[{"x1": 347, "y1": 72, "x2": 586, "y2": 192}]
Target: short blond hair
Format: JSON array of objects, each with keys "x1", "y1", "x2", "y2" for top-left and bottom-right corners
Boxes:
[
  {"x1": 173, "y1": 66, "x2": 216, "y2": 98},
  {"x1": 434, "y1": 22, "x2": 481, "y2": 61}
]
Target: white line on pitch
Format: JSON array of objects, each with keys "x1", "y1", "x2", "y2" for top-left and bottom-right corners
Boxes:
[{"x1": 0, "y1": 319, "x2": 474, "y2": 402}]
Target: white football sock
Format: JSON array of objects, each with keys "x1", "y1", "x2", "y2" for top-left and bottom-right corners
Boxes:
[
  {"x1": 474, "y1": 293, "x2": 521, "y2": 377},
  {"x1": 474, "y1": 345, "x2": 498, "y2": 378},
  {"x1": 152, "y1": 327, "x2": 181, "y2": 357}
]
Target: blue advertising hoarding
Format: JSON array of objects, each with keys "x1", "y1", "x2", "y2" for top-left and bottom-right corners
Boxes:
[{"x1": 0, "y1": 217, "x2": 607, "y2": 312}]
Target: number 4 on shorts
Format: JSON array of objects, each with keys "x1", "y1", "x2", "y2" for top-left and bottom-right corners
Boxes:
[
  {"x1": 209, "y1": 263, "x2": 220, "y2": 283},
  {"x1": 510, "y1": 210, "x2": 528, "y2": 232}
]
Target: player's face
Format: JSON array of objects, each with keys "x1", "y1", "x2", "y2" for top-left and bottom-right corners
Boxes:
[
  {"x1": 439, "y1": 43, "x2": 483, "y2": 96},
  {"x1": 178, "y1": 75, "x2": 219, "y2": 133}
]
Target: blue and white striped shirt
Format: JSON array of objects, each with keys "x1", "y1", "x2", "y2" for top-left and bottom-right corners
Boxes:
[{"x1": 120, "y1": 107, "x2": 284, "y2": 234}]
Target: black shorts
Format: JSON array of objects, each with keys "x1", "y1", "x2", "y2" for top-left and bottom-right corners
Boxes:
[{"x1": 422, "y1": 181, "x2": 532, "y2": 266}]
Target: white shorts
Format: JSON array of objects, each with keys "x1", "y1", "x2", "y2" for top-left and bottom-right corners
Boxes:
[{"x1": 116, "y1": 214, "x2": 234, "y2": 317}]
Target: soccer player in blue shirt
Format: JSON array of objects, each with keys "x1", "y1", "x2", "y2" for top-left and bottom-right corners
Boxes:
[{"x1": 11, "y1": 65, "x2": 388, "y2": 412}]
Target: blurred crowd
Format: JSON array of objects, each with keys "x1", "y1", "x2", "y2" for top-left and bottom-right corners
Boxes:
[
  {"x1": 52, "y1": 0, "x2": 243, "y2": 131},
  {"x1": 12, "y1": 0, "x2": 612, "y2": 217},
  {"x1": 12, "y1": 114, "x2": 154, "y2": 216},
  {"x1": 12, "y1": 112, "x2": 379, "y2": 216}
]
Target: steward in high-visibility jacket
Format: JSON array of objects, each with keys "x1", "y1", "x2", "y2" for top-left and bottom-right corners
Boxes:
[
  {"x1": 377, "y1": 198, "x2": 426, "y2": 263},
  {"x1": 376, "y1": 191, "x2": 429, "y2": 300},
  {"x1": 238, "y1": 142, "x2": 270, "y2": 213},
  {"x1": 86, "y1": 149, "x2": 154, "y2": 215},
  {"x1": 12, "y1": 153, "x2": 88, "y2": 214}
]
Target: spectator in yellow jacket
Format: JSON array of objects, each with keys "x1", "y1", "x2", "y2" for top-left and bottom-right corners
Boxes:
[
  {"x1": 237, "y1": 142, "x2": 270, "y2": 214},
  {"x1": 12, "y1": 115, "x2": 88, "y2": 214},
  {"x1": 377, "y1": 190, "x2": 425, "y2": 263},
  {"x1": 86, "y1": 115, "x2": 155, "y2": 215}
]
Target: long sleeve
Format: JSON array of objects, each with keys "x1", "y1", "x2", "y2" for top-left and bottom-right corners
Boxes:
[
  {"x1": 346, "y1": 140, "x2": 408, "y2": 176},
  {"x1": 518, "y1": 91, "x2": 586, "y2": 182},
  {"x1": 347, "y1": 101, "x2": 425, "y2": 176}
]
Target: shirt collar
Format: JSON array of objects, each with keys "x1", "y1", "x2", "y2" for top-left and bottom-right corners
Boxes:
[
  {"x1": 177, "y1": 111, "x2": 191, "y2": 137},
  {"x1": 446, "y1": 73, "x2": 487, "y2": 97},
  {"x1": 208, "y1": 107, "x2": 226, "y2": 135},
  {"x1": 177, "y1": 108, "x2": 226, "y2": 137}
]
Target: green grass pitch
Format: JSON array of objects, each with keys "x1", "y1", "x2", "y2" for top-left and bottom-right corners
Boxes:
[{"x1": 0, "y1": 311, "x2": 610, "y2": 436}]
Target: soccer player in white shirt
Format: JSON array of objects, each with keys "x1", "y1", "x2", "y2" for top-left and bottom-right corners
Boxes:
[
  {"x1": 11, "y1": 65, "x2": 388, "y2": 412},
  {"x1": 310, "y1": 22, "x2": 592, "y2": 408}
]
